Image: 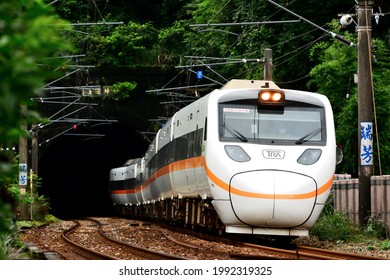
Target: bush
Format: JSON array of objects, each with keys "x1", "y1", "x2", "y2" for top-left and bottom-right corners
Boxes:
[
  {"x1": 310, "y1": 211, "x2": 360, "y2": 242},
  {"x1": 364, "y1": 217, "x2": 389, "y2": 239},
  {"x1": 0, "y1": 225, "x2": 22, "y2": 260},
  {"x1": 380, "y1": 240, "x2": 390, "y2": 250},
  {"x1": 103, "y1": 81, "x2": 137, "y2": 100}
]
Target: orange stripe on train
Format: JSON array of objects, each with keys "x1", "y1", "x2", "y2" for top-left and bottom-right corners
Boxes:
[{"x1": 110, "y1": 156, "x2": 334, "y2": 200}]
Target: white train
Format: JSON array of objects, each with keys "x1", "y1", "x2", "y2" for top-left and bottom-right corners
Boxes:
[{"x1": 109, "y1": 79, "x2": 336, "y2": 236}]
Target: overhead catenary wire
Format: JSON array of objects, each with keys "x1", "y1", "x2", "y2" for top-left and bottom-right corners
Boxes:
[
  {"x1": 199, "y1": 61, "x2": 229, "y2": 82},
  {"x1": 265, "y1": 0, "x2": 356, "y2": 48},
  {"x1": 184, "y1": 0, "x2": 365, "y2": 87},
  {"x1": 187, "y1": 0, "x2": 348, "y2": 84},
  {"x1": 274, "y1": 33, "x2": 328, "y2": 67},
  {"x1": 176, "y1": 59, "x2": 262, "y2": 69},
  {"x1": 190, "y1": 19, "x2": 301, "y2": 28}
]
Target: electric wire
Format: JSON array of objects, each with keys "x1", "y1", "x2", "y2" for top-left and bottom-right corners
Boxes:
[
  {"x1": 208, "y1": 0, "x2": 234, "y2": 23},
  {"x1": 190, "y1": 0, "x2": 342, "y2": 84},
  {"x1": 274, "y1": 33, "x2": 328, "y2": 67},
  {"x1": 272, "y1": 73, "x2": 311, "y2": 85}
]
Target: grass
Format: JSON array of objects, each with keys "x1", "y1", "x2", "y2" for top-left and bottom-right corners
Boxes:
[
  {"x1": 0, "y1": 233, "x2": 17, "y2": 260},
  {"x1": 310, "y1": 210, "x2": 390, "y2": 253},
  {"x1": 16, "y1": 214, "x2": 61, "y2": 229},
  {"x1": 0, "y1": 214, "x2": 61, "y2": 260},
  {"x1": 310, "y1": 211, "x2": 360, "y2": 242}
]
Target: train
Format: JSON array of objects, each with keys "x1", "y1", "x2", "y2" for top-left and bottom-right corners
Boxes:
[{"x1": 109, "y1": 79, "x2": 337, "y2": 236}]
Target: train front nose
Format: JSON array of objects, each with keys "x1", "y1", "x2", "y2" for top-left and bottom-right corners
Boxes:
[{"x1": 229, "y1": 170, "x2": 317, "y2": 228}]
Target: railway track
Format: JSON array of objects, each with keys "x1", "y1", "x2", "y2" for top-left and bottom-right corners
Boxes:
[
  {"x1": 231, "y1": 242, "x2": 387, "y2": 260},
  {"x1": 62, "y1": 219, "x2": 187, "y2": 260},
  {"x1": 98, "y1": 218, "x2": 234, "y2": 259},
  {"x1": 23, "y1": 217, "x2": 388, "y2": 260},
  {"x1": 161, "y1": 222, "x2": 387, "y2": 260},
  {"x1": 295, "y1": 245, "x2": 386, "y2": 260}
]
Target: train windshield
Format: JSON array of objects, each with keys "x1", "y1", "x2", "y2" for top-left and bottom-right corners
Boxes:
[{"x1": 219, "y1": 103, "x2": 325, "y2": 145}]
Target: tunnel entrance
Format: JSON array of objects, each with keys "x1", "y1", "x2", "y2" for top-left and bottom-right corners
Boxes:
[{"x1": 38, "y1": 123, "x2": 149, "y2": 219}]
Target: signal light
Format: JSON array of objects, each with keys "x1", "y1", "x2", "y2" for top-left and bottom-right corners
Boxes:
[{"x1": 258, "y1": 89, "x2": 285, "y2": 105}]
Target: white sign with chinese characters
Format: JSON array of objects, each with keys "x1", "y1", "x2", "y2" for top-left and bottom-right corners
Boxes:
[
  {"x1": 360, "y1": 121, "x2": 373, "y2": 166},
  {"x1": 19, "y1": 163, "x2": 28, "y2": 186}
]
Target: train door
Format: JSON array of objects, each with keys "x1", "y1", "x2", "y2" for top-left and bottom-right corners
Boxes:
[
  {"x1": 194, "y1": 98, "x2": 210, "y2": 197},
  {"x1": 171, "y1": 104, "x2": 199, "y2": 197},
  {"x1": 136, "y1": 157, "x2": 145, "y2": 204}
]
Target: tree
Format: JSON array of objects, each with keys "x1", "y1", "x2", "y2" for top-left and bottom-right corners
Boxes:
[
  {"x1": 309, "y1": 23, "x2": 390, "y2": 175},
  {"x1": 84, "y1": 22, "x2": 158, "y2": 67},
  {"x1": 0, "y1": 0, "x2": 73, "y2": 235}
]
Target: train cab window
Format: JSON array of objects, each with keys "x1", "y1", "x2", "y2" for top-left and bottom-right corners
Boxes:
[{"x1": 219, "y1": 103, "x2": 325, "y2": 145}]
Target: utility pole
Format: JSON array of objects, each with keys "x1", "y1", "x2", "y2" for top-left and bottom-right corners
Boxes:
[
  {"x1": 31, "y1": 124, "x2": 38, "y2": 174},
  {"x1": 357, "y1": 0, "x2": 374, "y2": 226},
  {"x1": 19, "y1": 105, "x2": 29, "y2": 220}
]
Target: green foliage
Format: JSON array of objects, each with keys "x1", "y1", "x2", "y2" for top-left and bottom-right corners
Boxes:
[
  {"x1": 0, "y1": 212, "x2": 61, "y2": 260},
  {"x1": 0, "y1": 0, "x2": 74, "y2": 146},
  {"x1": 380, "y1": 240, "x2": 390, "y2": 250},
  {"x1": 16, "y1": 214, "x2": 60, "y2": 229},
  {"x1": 103, "y1": 81, "x2": 137, "y2": 100},
  {"x1": 0, "y1": 0, "x2": 73, "y2": 238},
  {"x1": 55, "y1": 0, "x2": 192, "y2": 28},
  {"x1": 0, "y1": 220, "x2": 22, "y2": 260},
  {"x1": 0, "y1": 154, "x2": 18, "y2": 235},
  {"x1": 311, "y1": 206, "x2": 390, "y2": 244},
  {"x1": 85, "y1": 22, "x2": 158, "y2": 67},
  {"x1": 364, "y1": 217, "x2": 389, "y2": 239},
  {"x1": 0, "y1": 232, "x2": 18, "y2": 260},
  {"x1": 0, "y1": 201, "x2": 13, "y2": 235},
  {"x1": 158, "y1": 20, "x2": 190, "y2": 65},
  {"x1": 52, "y1": 0, "x2": 89, "y2": 23},
  {"x1": 44, "y1": 214, "x2": 61, "y2": 224},
  {"x1": 309, "y1": 24, "x2": 390, "y2": 175},
  {"x1": 7, "y1": 171, "x2": 51, "y2": 222},
  {"x1": 308, "y1": 38, "x2": 357, "y2": 114},
  {"x1": 310, "y1": 211, "x2": 360, "y2": 242}
]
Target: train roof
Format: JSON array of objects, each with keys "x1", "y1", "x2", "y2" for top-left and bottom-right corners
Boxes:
[{"x1": 221, "y1": 79, "x2": 279, "y2": 90}]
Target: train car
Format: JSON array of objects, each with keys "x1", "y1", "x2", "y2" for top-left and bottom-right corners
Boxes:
[
  {"x1": 109, "y1": 79, "x2": 336, "y2": 236},
  {"x1": 109, "y1": 158, "x2": 144, "y2": 206}
]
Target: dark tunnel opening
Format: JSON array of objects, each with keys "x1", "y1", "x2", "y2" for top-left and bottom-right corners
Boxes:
[{"x1": 38, "y1": 123, "x2": 149, "y2": 219}]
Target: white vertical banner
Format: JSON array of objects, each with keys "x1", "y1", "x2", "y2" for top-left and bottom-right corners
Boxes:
[
  {"x1": 360, "y1": 121, "x2": 373, "y2": 166},
  {"x1": 19, "y1": 163, "x2": 28, "y2": 186}
]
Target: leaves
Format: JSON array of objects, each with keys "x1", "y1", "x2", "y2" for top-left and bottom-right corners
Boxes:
[
  {"x1": 85, "y1": 22, "x2": 158, "y2": 67},
  {"x1": 0, "y1": 0, "x2": 74, "y2": 145},
  {"x1": 104, "y1": 81, "x2": 138, "y2": 100},
  {"x1": 0, "y1": 0, "x2": 74, "y2": 239},
  {"x1": 309, "y1": 27, "x2": 390, "y2": 174}
]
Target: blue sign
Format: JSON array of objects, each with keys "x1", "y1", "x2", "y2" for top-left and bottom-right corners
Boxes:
[{"x1": 197, "y1": 71, "x2": 203, "y2": 79}]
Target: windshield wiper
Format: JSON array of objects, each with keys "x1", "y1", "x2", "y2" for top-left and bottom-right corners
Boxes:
[
  {"x1": 296, "y1": 128, "x2": 322, "y2": 144},
  {"x1": 223, "y1": 123, "x2": 248, "y2": 142}
]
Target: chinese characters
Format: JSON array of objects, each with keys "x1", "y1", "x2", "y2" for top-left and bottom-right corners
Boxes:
[
  {"x1": 360, "y1": 122, "x2": 373, "y2": 165},
  {"x1": 19, "y1": 163, "x2": 28, "y2": 185}
]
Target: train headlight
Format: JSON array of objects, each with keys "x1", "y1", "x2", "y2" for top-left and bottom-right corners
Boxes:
[
  {"x1": 224, "y1": 145, "x2": 251, "y2": 162},
  {"x1": 297, "y1": 149, "x2": 322, "y2": 165},
  {"x1": 258, "y1": 89, "x2": 285, "y2": 105}
]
